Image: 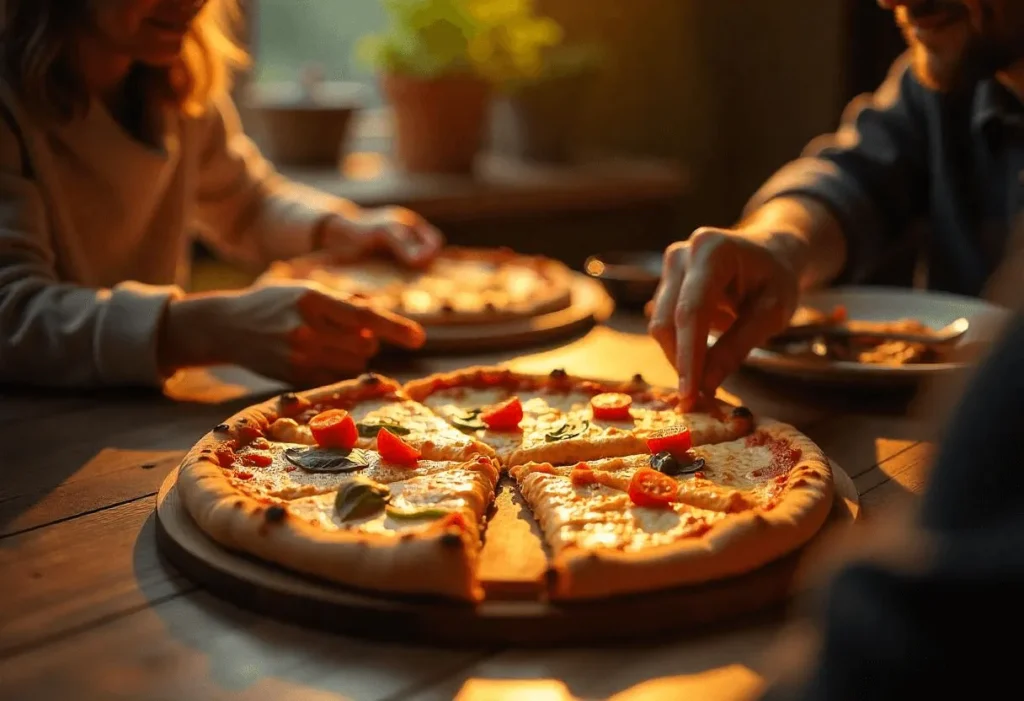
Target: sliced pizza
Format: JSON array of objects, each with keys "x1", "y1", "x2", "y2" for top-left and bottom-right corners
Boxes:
[
  {"x1": 262, "y1": 373, "x2": 496, "y2": 462},
  {"x1": 176, "y1": 375, "x2": 501, "y2": 600},
  {"x1": 403, "y1": 366, "x2": 754, "y2": 466},
  {"x1": 509, "y1": 421, "x2": 834, "y2": 599},
  {"x1": 261, "y1": 246, "x2": 574, "y2": 326}
]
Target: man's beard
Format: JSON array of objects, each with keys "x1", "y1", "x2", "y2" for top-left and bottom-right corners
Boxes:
[{"x1": 901, "y1": 11, "x2": 1014, "y2": 92}]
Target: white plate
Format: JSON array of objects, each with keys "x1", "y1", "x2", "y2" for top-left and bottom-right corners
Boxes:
[{"x1": 721, "y1": 286, "x2": 1009, "y2": 384}]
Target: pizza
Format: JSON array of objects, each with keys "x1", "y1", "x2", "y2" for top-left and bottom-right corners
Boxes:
[
  {"x1": 175, "y1": 368, "x2": 834, "y2": 602},
  {"x1": 768, "y1": 305, "x2": 947, "y2": 365},
  {"x1": 261, "y1": 246, "x2": 575, "y2": 326}
]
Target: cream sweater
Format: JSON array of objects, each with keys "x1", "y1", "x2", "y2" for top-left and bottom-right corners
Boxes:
[{"x1": 0, "y1": 80, "x2": 350, "y2": 388}]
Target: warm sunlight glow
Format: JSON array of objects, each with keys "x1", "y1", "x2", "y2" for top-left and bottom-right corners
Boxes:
[{"x1": 342, "y1": 152, "x2": 386, "y2": 180}]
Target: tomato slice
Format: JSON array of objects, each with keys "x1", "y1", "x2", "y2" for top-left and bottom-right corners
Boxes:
[
  {"x1": 590, "y1": 392, "x2": 633, "y2": 421},
  {"x1": 628, "y1": 467, "x2": 678, "y2": 508},
  {"x1": 309, "y1": 409, "x2": 358, "y2": 450},
  {"x1": 480, "y1": 397, "x2": 524, "y2": 431},
  {"x1": 645, "y1": 425, "x2": 693, "y2": 457},
  {"x1": 240, "y1": 452, "x2": 273, "y2": 468},
  {"x1": 376, "y1": 427, "x2": 421, "y2": 467}
]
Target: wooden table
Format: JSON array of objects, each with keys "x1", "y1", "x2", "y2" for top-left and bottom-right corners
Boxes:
[{"x1": 0, "y1": 314, "x2": 935, "y2": 701}]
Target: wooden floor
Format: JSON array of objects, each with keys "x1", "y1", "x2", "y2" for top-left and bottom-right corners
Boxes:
[{"x1": 0, "y1": 314, "x2": 938, "y2": 701}]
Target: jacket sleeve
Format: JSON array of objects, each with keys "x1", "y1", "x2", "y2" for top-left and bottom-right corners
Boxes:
[
  {"x1": 191, "y1": 94, "x2": 358, "y2": 271},
  {"x1": 755, "y1": 313, "x2": 1024, "y2": 701},
  {"x1": 744, "y1": 53, "x2": 932, "y2": 282},
  {"x1": 0, "y1": 109, "x2": 183, "y2": 388}
]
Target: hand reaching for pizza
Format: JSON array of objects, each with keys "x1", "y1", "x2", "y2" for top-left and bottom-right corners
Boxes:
[
  {"x1": 158, "y1": 280, "x2": 426, "y2": 386},
  {"x1": 319, "y1": 206, "x2": 445, "y2": 268},
  {"x1": 648, "y1": 227, "x2": 803, "y2": 409}
]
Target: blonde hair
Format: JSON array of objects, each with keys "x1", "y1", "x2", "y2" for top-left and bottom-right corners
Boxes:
[{"x1": 1, "y1": 0, "x2": 249, "y2": 121}]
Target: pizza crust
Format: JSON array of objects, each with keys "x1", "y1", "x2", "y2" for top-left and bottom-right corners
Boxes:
[
  {"x1": 175, "y1": 377, "x2": 499, "y2": 601},
  {"x1": 513, "y1": 420, "x2": 834, "y2": 600}
]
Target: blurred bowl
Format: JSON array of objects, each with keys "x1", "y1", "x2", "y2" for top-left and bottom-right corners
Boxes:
[
  {"x1": 584, "y1": 250, "x2": 662, "y2": 309},
  {"x1": 246, "y1": 81, "x2": 366, "y2": 166}
]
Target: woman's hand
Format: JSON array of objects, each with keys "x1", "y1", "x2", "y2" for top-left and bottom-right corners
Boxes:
[
  {"x1": 320, "y1": 206, "x2": 445, "y2": 268},
  {"x1": 159, "y1": 280, "x2": 425, "y2": 387}
]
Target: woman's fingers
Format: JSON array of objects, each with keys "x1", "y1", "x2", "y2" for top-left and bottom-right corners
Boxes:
[
  {"x1": 385, "y1": 220, "x2": 445, "y2": 268},
  {"x1": 298, "y1": 288, "x2": 426, "y2": 350}
]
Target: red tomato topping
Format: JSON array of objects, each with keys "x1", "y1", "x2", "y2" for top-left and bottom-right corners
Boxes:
[
  {"x1": 309, "y1": 409, "x2": 358, "y2": 450},
  {"x1": 376, "y1": 428, "x2": 421, "y2": 467},
  {"x1": 234, "y1": 471, "x2": 254, "y2": 481},
  {"x1": 240, "y1": 452, "x2": 273, "y2": 467},
  {"x1": 628, "y1": 468, "x2": 678, "y2": 508},
  {"x1": 480, "y1": 397, "x2": 524, "y2": 431},
  {"x1": 214, "y1": 446, "x2": 236, "y2": 468},
  {"x1": 590, "y1": 393, "x2": 633, "y2": 421},
  {"x1": 645, "y1": 426, "x2": 693, "y2": 457},
  {"x1": 570, "y1": 463, "x2": 597, "y2": 487}
]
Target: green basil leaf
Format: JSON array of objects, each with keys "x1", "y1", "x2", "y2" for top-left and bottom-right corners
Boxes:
[
  {"x1": 335, "y1": 476, "x2": 391, "y2": 521},
  {"x1": 544, "y1": 419, "x2": 590, "y2": 443},
  {"x1": 285, "y1": 447, "x2": 371, "y2": 473},
  {"x1": 450, "y1": 408, "x2": 485, "y2": 432},
  {"x1": 356, "y1": 420, "x2": 412, "y2": 438},
  {"x1": 385, "y1": 505, "x2": 450, "y2": 521}
]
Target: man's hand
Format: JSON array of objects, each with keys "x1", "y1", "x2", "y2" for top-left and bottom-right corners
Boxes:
[
  {"x1": 159, "y1": 280, "x2": 426, "y2": 387},
  {"x1": 321, "y1": 206, "x2": 445, "y2": 268},
  {"x1": 648, "y1": 228, "x2": 804, "y2": 408}
]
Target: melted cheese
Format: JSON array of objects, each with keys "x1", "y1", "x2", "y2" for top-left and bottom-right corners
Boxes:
[
  {"x1": 350, "y1": 398, "x2": 489, "y2": 460},
  {"x1": 519, "y1": 472, "x2": 727, "y2": 552},
  {"x1": 305, "y1": 257, "x2": 556, "y2": 316},
  {"x1": 232, "y1": 442, "x2": 466, "y2": 500},
  {"x1": 285, "y1": 467, "x2": 491, "y2": 534}
]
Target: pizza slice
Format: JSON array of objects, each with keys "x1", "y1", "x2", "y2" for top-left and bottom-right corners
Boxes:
[
  {"x1": 262, "y1": 373, "x2": 496, "y2": 462},
  {"x1": 177, "y1": 375, "x2": 503, "y2": 601},
  {"x1": 508, "y1": 421, "x2": 833, "y2": 599},
  {"x1": 403, "y1": 367, "x2": 754, "y2": 467}
]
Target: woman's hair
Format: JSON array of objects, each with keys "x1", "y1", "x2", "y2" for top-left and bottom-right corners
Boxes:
[{"x1": 1, "y1": 0, "x2": 249, "y2": 121}]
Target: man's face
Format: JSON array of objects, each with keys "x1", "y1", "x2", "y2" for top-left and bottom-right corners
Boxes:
[{"x1": 880, "y1": 0, "x2": 1024, "y2": 91}]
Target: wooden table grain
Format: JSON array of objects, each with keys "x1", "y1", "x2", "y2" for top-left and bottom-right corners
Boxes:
[{"x1": 0, "y1": 315, "x2": 936, "y2": 701}]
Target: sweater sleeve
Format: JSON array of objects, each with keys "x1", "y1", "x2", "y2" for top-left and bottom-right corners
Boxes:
[
  {"x1": 0, "y1": 111, "x2": 183, "y2": 388},
  {"x1": 191, "y1": 94, "x2": 357, "y2": 270},
  {"x1": 743, "y1": 53, "x2": 931, "y2": 283}
]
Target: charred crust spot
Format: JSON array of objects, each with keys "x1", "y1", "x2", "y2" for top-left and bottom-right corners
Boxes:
[
  {"x1": 265, "y1": 505, "x2": 287, "y2": 523},
  {"x1": 238, "y1": 418, "x2": 249, "y2": 425},
  {"x1": 631, "y1": 373, "x2": 646, "y2": 384},
  {"x1": 440, "y1": 301, "x2": 455, "y2": 313},
  {"x1": 731, "y1": 406, "x2": 753, "y2": 420},
  {"x1": 483, "y1": 301, "x2": 496, "y2": 312},
  {"x1": 440, "y1": 532, "x2": 463, "y2": 548},
  {"x1": 359, "y1": 373, "x2": 382, "y2": 386},
  {"x1": 400, "y1": 532, "x2": 416, "y2": 542},
  {"x1": 213, "y1": 423, "x2": 230, "y2": 433},
  {"x1": 233, "y1": 500, "x2": 244, "y2": 509},
  {"x1": 280, "y1": 392, "x2": 299, "y2": 404},
  {"x1": 200, "y1": 448, "x2": 213, "y2": 455},
  {"x1": 549, "y1": 368, "x2": 568, "y2": 380}
]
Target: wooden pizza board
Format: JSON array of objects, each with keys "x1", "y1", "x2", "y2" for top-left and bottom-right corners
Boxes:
[
  {"x1": 415, "y1": 273, "x2": 615, "y2": 354},
  {"x1": 154, "y1": 463, "x2": 858, "y2": 647}
]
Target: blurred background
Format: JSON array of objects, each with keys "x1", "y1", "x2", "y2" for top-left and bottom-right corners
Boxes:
[{"x1": 196, "y1": 0, "x2": 906, "y2": 287}]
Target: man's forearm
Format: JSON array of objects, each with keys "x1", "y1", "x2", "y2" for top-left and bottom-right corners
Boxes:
[{"x1": 740, "y1": 196, "x2": 848, "y2": 291}]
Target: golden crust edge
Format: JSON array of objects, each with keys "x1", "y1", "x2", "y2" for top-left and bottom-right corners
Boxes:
[
  {"x1": 174, "y1": 378, "x2": 495, "y2": 601},
  {"x1": 535, "y1": 421, "x2": 836, "y2": 600}
]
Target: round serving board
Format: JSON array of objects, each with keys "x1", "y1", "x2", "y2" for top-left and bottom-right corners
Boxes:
[
  {"x1": 155, "y1": 462, "x2": 859, "y2": 647},
  {"x1": 416, "y1": 273, "x2": 615, "y2": 354}
]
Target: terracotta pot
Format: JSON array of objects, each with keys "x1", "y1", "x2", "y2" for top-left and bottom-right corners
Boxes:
[
  {"x1": 382, "y1": 72, "x2": 491, "y2": 175},
  {"x1": 246, "y1": 81, "x2": 365, "y2": 166}
]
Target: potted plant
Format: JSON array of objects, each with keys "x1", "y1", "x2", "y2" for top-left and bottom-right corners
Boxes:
[
  {"x1": 356, "y1": 0, "x2": 563, "y2": 175},
  {"x1": 490, "y1": 43, "x2": 603, "y2": 163}
]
